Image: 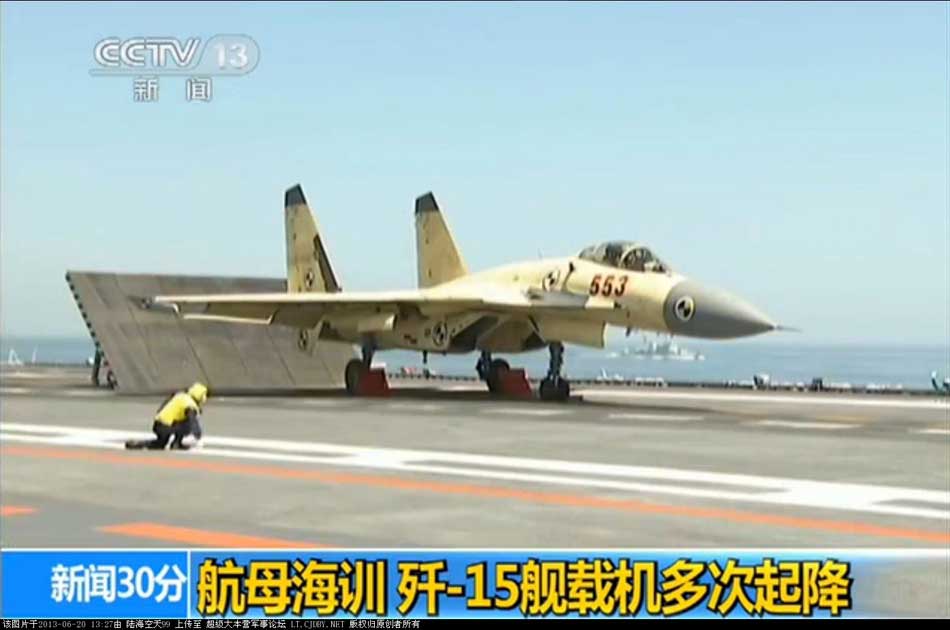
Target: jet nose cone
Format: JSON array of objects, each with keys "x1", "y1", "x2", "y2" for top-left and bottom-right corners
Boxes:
[{"x1": 664, "y1": 280, "x2": 776, "y2": 339}]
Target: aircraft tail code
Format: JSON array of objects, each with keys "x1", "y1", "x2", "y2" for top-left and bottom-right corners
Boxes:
[
  {"x1": 415, "y1": 192, "x2": 468, "y2": 288},
  {"x1": 284, "y1": 184, "x2": 341, "y2": 293}
]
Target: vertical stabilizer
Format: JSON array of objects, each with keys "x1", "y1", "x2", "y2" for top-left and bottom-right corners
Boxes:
[
  {"x1": 285, "y1": 184, "x2": 340, "y2": 293},
  {"x1": 414, "y1": 192, "x2": 468, "y2": 288}
]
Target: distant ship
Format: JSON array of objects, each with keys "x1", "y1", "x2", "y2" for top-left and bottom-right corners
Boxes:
[{"x1": 619, "y1": 336, "x2": 705, "y2": 361}]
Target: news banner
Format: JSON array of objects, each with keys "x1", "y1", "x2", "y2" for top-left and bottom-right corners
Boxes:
[{"x1": 14, "y1": 547, "x2": 943, "y2": 621}]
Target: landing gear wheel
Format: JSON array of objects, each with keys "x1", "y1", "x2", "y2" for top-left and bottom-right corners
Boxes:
[
  {"x1": 344, "y1": 359, "x2": 364, "y2": 395},
  {"x1": 486, "y1": 359, "x2": 510, "y2": 393},
  {"x1": 539, "y1": 376, "x2": 570, "y2": 402}
]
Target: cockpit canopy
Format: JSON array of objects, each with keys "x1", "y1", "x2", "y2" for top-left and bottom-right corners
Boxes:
[{"x1": 577, "y1": 241, "x2": 670, "y2": 273}]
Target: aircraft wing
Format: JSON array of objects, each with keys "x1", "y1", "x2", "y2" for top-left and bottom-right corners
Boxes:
[{"x1": 147, "y1": 285, "x2": 615, "y2": 329}]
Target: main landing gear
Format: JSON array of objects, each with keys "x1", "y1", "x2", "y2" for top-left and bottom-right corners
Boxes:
[
  {"x1": 539, "y1": 342, "x2": 570, "y2": 402},
  {"x1": 476, "y1": 351, "x2": 510, "y2": 393},
  {"x1": 344, "y1": 341, "x2": 376, "y2": 395}
]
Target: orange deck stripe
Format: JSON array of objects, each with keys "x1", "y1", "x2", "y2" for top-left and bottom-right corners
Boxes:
[
  {"x1": 4, "y1": 444, "x2": 949, "y2": 545},
  {"x1": 98, "y1": 522, "x2": 322, "y2": 548},
  {"x1": 1, "y1": 505, "x2": 36, "y2": 517}
]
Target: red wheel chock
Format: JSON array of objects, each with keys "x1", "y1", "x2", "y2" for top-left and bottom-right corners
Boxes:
[
  {"x1": 357, "y1": 368, "x2": 391, "y2": 397},
  {"x1": 498, "y1": 368, "x2": 533, "y2": 399}
]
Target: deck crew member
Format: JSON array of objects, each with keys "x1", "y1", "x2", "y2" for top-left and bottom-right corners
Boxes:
[{"x1": 129, "y1": 382, "x2": 208, "y2": 450}]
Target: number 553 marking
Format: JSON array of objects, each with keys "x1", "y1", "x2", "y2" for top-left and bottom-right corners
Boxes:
[{"x1": 589, "y1": 274, "x2": 629, "y2": 297}]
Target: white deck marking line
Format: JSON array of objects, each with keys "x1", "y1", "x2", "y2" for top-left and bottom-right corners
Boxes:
[
  {"x1": 608, "y1": 413, "x2": 703, "y2": 422},
  {"x1": 754, "y1": 420, "x2": 858, "y2": 431},
  {"x1": 0, "y1": 388, "x2": 33, "y2": 395},
  {"x1": 914, "y1": 428, "x2": 950, "y2": 436},
  {"x1": 575, "y1": 389, "x2": 949, "y2": 410},
  {"x1": 2, "y1": 421, "x2": 947, "y2": 521},
  {"x1": 481, "y1": 407, "x2": 567, "y2": 417}
]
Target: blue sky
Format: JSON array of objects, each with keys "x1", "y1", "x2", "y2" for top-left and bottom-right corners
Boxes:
[{"x1": 1, "y1": 1, "x2": 947, "y2": 344}]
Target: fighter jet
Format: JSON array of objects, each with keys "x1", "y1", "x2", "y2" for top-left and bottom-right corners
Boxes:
[{"x1": 149, "y1": 185, "x2": 778, "y2": 401}]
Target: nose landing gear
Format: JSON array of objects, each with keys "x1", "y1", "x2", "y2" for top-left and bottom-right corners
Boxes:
[{"x1": 539, "y1": 342, "x2": 570, "y2": 402}]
